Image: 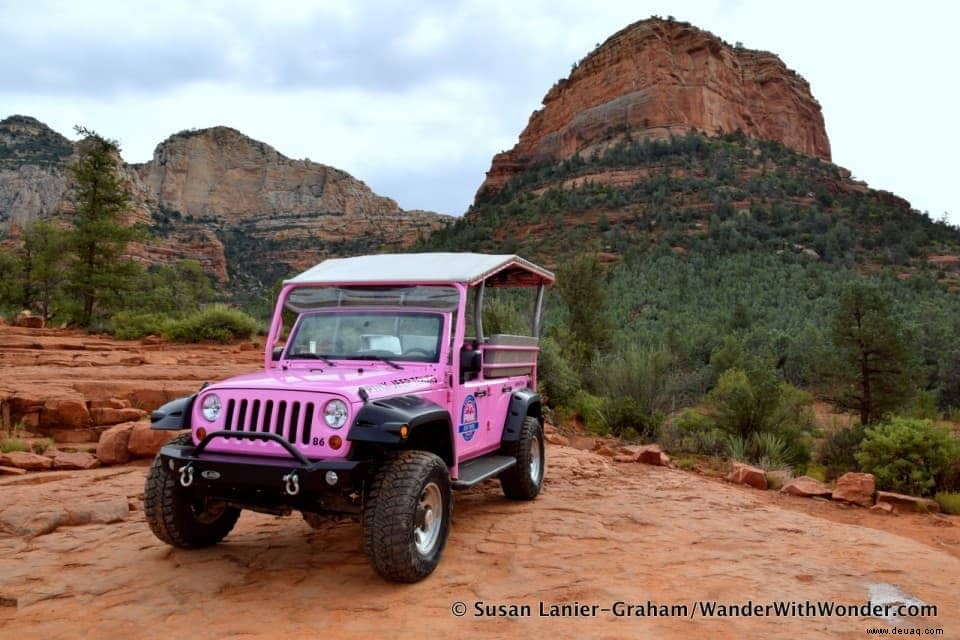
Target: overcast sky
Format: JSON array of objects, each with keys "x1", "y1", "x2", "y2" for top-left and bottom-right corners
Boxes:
[{"x1": 2, "y1": 0, "x2": 958, "y2": 224}]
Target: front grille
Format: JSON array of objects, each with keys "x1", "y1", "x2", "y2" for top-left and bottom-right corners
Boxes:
[{"x1": 222, "y1": 397, "x2": 317, "y2": 445}]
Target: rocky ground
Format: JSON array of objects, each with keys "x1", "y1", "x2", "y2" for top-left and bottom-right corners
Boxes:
[{"x1": 1, "y1": 327, "x2": 958, "y2": 638}]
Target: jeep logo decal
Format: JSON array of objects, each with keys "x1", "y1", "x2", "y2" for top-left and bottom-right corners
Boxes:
[
  {"x1": 201, "y1": 470, "x2": 221, "y2": 480},
  {"x1": 458, "y1": 394, "x2": 479, "y2": 442}
]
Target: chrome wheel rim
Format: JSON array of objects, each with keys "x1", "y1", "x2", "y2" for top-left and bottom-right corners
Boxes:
[
  {"x1": 414, "y1": 482, "x2": 443, "y2": 555},
  {"x1": 530, "y1": 435, "x2": 542, "y2": 484}
]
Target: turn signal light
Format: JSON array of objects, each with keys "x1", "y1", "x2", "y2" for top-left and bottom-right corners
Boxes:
[
  {"x1": 400, "y1": 425, "x2": 409, "y2": 439},
  {"x1": 329, "y1": 435, "x2": 342, "y2": 450},
  {"x1": 196, "y1": 427, "x2": 207, "y2": 441}
]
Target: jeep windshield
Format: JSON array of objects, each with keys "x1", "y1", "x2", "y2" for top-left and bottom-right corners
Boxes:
[{"x1": 285, "y1": 311, "x2": 444, "y2": 363}]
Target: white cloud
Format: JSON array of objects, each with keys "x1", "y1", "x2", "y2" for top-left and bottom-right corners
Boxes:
[{"x1": 0, "y1": 0, "x2": 957, "y2": 222}]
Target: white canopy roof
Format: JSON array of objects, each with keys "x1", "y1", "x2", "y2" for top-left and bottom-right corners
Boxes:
[{"x1": 286, "y1": 253, "x2": 554, "y2": 287}]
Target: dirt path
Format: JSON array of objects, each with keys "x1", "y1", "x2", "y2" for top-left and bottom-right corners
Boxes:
[{"x1": 1, "y1": 446, "x2": 957, "y2": 640}]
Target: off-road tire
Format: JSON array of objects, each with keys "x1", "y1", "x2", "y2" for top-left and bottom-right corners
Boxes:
[
  {"x1": 499, "y1": 416, "x2": 545, "y2": 500},
  {"x1": 362, "y1": 450, "x2": 452, "y2": 582},
  {"x1": 144, "y1": 433, "x2": 241, "y2": 548}
]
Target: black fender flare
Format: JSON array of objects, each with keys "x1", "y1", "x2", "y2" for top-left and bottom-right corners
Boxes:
[
  {"x1": 150, "y1": 394, "x2": 196, "y2": 430},
  {"x1": 347, "y1": 395, "x2": 453, "y2": 465},
  {"x1": 502, "y1": 388, "x2": 542, "y2": 443}
]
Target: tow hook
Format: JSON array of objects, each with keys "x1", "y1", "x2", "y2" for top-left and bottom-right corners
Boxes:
[
  {"x1": 282, "y1": 471, "x2": 300, "y2": 496},
  {"x1": 179, "y1": 464, "x2": 194, "y2": 488}
]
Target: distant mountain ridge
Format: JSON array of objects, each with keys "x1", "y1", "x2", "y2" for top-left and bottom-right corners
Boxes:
[{"x1": 0, "y1": 115, "x2": 451, "y2": 291}]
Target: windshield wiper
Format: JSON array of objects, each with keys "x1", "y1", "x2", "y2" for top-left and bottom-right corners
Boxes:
[
  {"x1": 344, "y1": 354, "x2": 403, "y2": 370},
  {"x1": 286, "y1": 352, "x2": 336, "y2": 367}
]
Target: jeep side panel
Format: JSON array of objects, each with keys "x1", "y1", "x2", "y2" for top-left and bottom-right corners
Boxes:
[
  {"x1": 501, "y1": 388, "x2": 542, "y2": 442},
  {"x1": 348, "y1": 395, "x2": 454, "y2": 466}
]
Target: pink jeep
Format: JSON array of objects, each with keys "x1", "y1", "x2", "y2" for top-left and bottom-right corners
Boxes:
[{"x1": 145, "y1": 253, "x2": 554, "y2": 582}]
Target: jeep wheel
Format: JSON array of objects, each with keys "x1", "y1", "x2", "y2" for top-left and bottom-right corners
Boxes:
[
  {"x1": 363, "y1": 451, "x2": 452, "y2": 582},
  {"x1": 144, "y1": 433, "x2": 241, "y2": 548},
  {"x1": 500, "y1": 416, "x2": 545, "y2": 500}
]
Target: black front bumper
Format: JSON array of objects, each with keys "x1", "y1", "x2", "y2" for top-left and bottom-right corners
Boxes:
[{"x1": 159, "y1": 431, "x2": 370, "y2": 514}]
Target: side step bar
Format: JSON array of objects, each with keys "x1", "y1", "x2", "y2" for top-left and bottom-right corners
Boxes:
[{"x1": 453, "y1": 455, "x2": 516, "y2": 489}]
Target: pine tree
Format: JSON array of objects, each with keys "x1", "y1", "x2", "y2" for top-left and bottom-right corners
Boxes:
[
  {"x1": 556, "y1": 253, "x2": 614, "y2": 370},
  {"x1": 68, "y1": 127, "x2": 138, "y2": 326},
  {"x1": 830, "y1": 282, "x2": 918, "y2": 424},
  {"x1": 21, "y1": 219, "x2": 69, "y2": 321}
]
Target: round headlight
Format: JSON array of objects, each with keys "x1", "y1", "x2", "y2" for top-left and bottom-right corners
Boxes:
[
  {"x1": 323, "y1": 399, "x2": 348, "y2": 429},
  {"x1": 201, "y1": 394, "x2": 221, "y2": 422}
]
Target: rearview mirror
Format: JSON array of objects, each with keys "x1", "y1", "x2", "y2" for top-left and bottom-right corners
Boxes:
[{"x1": 272, "y1": 346, "x2": 284, "y2": 361}]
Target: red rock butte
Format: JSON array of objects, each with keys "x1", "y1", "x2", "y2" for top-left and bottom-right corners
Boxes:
[{"x1": 477, "y1": 17, "x2": 831, "y2": 199}]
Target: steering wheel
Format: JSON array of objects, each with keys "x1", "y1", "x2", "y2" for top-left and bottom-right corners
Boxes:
[{"x1": 402, "y1": 348, "x2": 433, "y2": 358}]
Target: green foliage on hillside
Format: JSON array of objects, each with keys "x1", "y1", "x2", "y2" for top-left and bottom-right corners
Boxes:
[
  {"x1": 421, "y1": 128, "x2": 960, "y2": 486},
  {"x1": 424, "y1": 130, "x2": 960, "y2": 265}
]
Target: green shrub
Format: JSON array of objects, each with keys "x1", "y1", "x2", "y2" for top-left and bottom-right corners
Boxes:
[
  {"x1": 538, "y1": 336, "x2": 581, "y2": 407},
  {"x1": 726, "y1": 431, "x2": 809, "y2": 471},
  {"x1": 599, "y1": 396, "x2": 661, "y2": 440},
  {"x1": 163, "y1": 304, "x2": 260, "y2": 343},
  {"x1": 31, "y1": 438, "x2": 55, "y2": 454},
  {"x1": 1, "y1": 438, "x2": 28, "y2": 453},
  {"x1": 662, "y1": 409, "x2": 728, "y2": 456},
  {"x1": 569, "y1": 391, "x2": 607, "y2": 434},
  {"x1": 816, "y1": 421, "x2": 866, "y2": 480},
  {"x1": 935, "y1": 492, "x2": 960, "y2": 515},
  {"x1": 855, "y1": 418, "x2": 960, "y2": 496},
  {"x1": 110, "y1": 312, "x2": 171, "y2": 340},
  {"x1": 706, "y1": 366, "x2": 813, "y2": 469}
]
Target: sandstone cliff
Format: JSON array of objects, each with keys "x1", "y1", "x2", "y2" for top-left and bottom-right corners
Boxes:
[
  {"x1": 0, "y1": 117, "x2": 450, "y2": 283},
  {"x1": 477, "y1": 17, "x2": 831, "y2": 198}
]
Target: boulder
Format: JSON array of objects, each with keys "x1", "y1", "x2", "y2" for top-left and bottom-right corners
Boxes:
[
  {"x1": 594, "y1": 444, "x2": 619, "y2": 458},
  {"x1": 545, "y1": 432, "x2": 570, "y2": 446},
  {"x1": 90, "y1": 407, "x2": 147, "y2": 426},
  {"x1": 88, "y1": 398, "x2": 130, "y2": 410},
  {"x1": 127, "y1": 422, "x2": 184, "y2": 458},
  {"x1": 726, "y1": 462, "x2": 767, "y2": 490},
  {"x1": 875, "y1": 491, "x2": 940, "y2": 513},
  {"x1": 13, "y1": 310, "x2": 44, "y2": 329},
  {"x1": 39, "y1": 398, "x2": 91, "y2": 429},
  {"x1": 870, "y1": 501, "x2": 896, "y2": 515},
  {"x1": 636, "y1": 444, "x2": 670, "y2": 467},
  {"x1": 95, "y1": 422, "x2": 137, "y2": 464},
  {"x1": 832, "y1": 472, "x2": 876, "y2": 507},
  {"x1": 0, "y1": 465, "x2": 27, "y2": 476},
  {"x1": 0, "y1": 451, "x2": 54, "y2": 471},
  {"x1": 50, "y1": 428, "x2": 100, "y2": 443},
  {"x1": 52, "y1": 450, "x2": 101, "y2": 470},
  {"x1": 780, "y1": 476, "x2": 833, "y2": 498}
]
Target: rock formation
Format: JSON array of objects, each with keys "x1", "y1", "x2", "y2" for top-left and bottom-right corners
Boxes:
[
  {"x1": 477, "y1": 17, "x2": 830, "y2": 198},
  {"x1": 0, "y1": 116, "x2": 451, "y2": 283}
]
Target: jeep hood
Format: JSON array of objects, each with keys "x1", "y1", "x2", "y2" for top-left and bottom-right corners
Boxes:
[{"x1": 204, "y1": 366, "x2": 444, "y2": 403}]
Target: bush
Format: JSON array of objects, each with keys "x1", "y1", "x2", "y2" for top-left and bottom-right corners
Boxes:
[
  {"x1": 538, "y1": 336, "x2": 581, "y2": 407},
  {"x1": 109, "y1": 312, "x2": 171, "y2": 340},
  {"x1": 935, "y1": 492, "x2": 960, "y2": 515},
  {"x1": 1, "y1": 438, "x2": 28, "y2": 453},
  {"x1": 163, "y1": 304, "x2": 261, "y2": 343},
  {"x1": 816, "y1": 421, "x2": 866, "y2": 480},
  {"x1": 661, "y1": 409, "x2": 728, "y2": 456},
  {"x1": 568, "y1": 390, "x2": 606, "y2": 433},
  {"x1": 727, "y1": 431, "x2": 809, "y2": 471},
  {"x1": 855, "y1": 418, "x2": 960, "y2": 496},
  {"x1": 706, "y1": 366, "x2": 814, "y2": 469},
  {"x1": 31, "y1": 438, "x2": 55, "y2": 454}
]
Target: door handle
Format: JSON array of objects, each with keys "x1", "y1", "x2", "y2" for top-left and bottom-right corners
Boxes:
[{"x1": 475, "y1": 390, "x2": 489, "y2": 398}]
